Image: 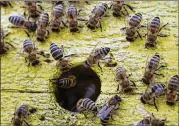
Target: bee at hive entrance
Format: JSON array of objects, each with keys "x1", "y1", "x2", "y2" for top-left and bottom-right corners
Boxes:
[{"x1": 51, "y1": 64, "x2": 101, "y2": 112}]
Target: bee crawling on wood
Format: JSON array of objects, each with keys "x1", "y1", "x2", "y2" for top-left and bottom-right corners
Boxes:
[
  {"x1": 140, "y1": 83, "x2": 166, "y2": 111},
  {"x1": 9, "y1": 15, "x2": 37, "y2": 32},
  {"x1": 0, "y1": 1, "x2": 13, "y2": 7},
  {"x1": 115, "y1": 66, "x2": 136, "y2": 93},
  {"x1": 0, "y1": 27, "x2": 15, "y2": 55},
  {"x1": 84, "y1": 43, "x2": 110, "y2": 72},
  {"x1": 87, "y1": 3, "x2": 108, "y2": 31},
  {"x1": 165, "y1": 75, "x2": 179, "y2": 105},
  {"x1": 67, "y1": 4, "x2": 84, "y2": 33},
  {"x1": 12, "y1": 104, "x2": 37, "y2": 126},
  {"x1": 110, "y1": 1, "x2": 135, "y2": 17},
  {"x1": 145, "y1": 17, "x2": 169, "y2": 48},
  {"x1": 50, "y1": 42, "x2": 72, "y2": 72},
  {"x1": 98, "y1": 95, "x2": 122, "y2": 126},
  {"x1": 121, "y1": 13, "x2": 143, "y2": 42},
  {"x1": 142, "y1": 53, "x2": 167, "y2": 85},
  {"x1": 36, "y1": 12, "x2": 50, "y2": 42},
  {"x1": 50, "y1": 3, "x2": 67, "y2": 32},
  {"x1": 20, "y1": 1, "x2": 43, "y2": 20}
]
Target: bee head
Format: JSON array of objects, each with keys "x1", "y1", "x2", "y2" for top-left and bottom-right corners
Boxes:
[
  {"x1": 112, "y1": 12, "x2": 121, "y2": 17},
  {"x1": 105, "y1": 47, "x2": 110, "y2": 53},
  {"x1": 31, "y1": 59, "x2": 40, "y2": 66},
  {"x1": 142, "y1": 77, "x2": 150, "y2": 85},
  {"x1": 140, "y1": 96, "x2": 146, "y2": 104},
  {"x1": 114, "y1": 95, "x2": 122, "y2": 102},
  {"x1": 13, "y1": 119, "x2": 22, "y2": 126},
  {"x1": 25, "y1": 1, "x2": 33, "y2": 6},
  {"x1": 87, "y1": 23, "x2": 95, "y2": 30},
  {"x1": 126, "y1": 37, "x2": 134, "y2": 42},
  {"x1": 159, "y1": 121, "x2": 165, "y2": 126},
  {"x1": 70, "y1": 27, "x2": 79, "y2": 32},
  {"x1": 37, "y1": 37, "x2": 45, "y2": 42},
  {"x1": 124, "y1": 87, "x2": 133, "y2": 93},
  {"x1": 102, "y1": 3, "x2": 108, "y2": 9},
  {"x1": 166, "y1": 100, "x2": 175, "y2": 106},
  {"x1": 52, "y1": 28, "x2": 60, "y2": 32}
]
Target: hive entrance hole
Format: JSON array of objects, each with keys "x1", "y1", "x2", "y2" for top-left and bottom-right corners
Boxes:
[{"x1": 54, "y1": 64, "x2": 101, "y2": 112}]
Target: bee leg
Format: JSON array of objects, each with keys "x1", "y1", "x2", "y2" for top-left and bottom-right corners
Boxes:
[
  {"x1": 157, "y1": 34, "x2": 168, "y2": 37},
  {"x1": 98, "y1": 62, "x2": 103, "y2": 72},
  {"x1": 5, "y1": 42, "x2": 16, "y2": 49},
  {"x1": 85, "y1": 1, "x2": 91, "y2": 5},
  {"x1": 130, "y1": 80, "x2": 136, "y2": 87},
  {"x1": 117, "y1": 84, "x2": 120, "y2": 91},
  {"x1": 78, "y1": 9, "x2": 83, "y2": 15},
  {"x1": 8, "y1": 2, "x2": 13, "y2": 7},
  {"x1": 154, "y1": 73, "x2": 164, "y2": 77},
  {"x1": 123, "y1": 4, "x2": 135, "y2": 12},
  {"x1": 153, "y1": 97, "x2": 158, "y2": 111},
  {"x1": 156, "y1": 65, "x2": 167, "y2": 71},
  {"x1": 136, "y1": 30, "x2": 142, "y2": 40},
  {"x1": 159, "y1": 23, "x2": 169, "y2": 33},
  {"x1": 123, "y1": 6, "x2": 129, "y2": 16},
  {"x1": 62, "y1": 21, "x2": 68, "y2": 27},
  {"x1": 99, "y1": 20, "x2": 102, "y2": 32},
  {"x1": 3, "y1": 32, "x2": 11, "y2": 39},
  {"x1": 120, "y1": 27, "x2": 126, "y2": 30},
  {"x1": 23, "y1": 119, "x2": 30, "y2": 126},
  {"x1": 37, "y1": 4, "x2": 44, "y2": 11}
]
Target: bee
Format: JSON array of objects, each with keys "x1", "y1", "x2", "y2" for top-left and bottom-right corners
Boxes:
[
  {"x1": 115, "y1": 66, "x2": 136, "y2": 93},
  {"x1": 50, "y1": 43, "x2": 72, "y2": 72},
  {"x1": 23, "y1": 38, "x2": 40, "y2": 66},
  {"x1": 136, "y1": 113, "x2": 166, "y2": 126},
  {"x1": 110, "y1": 1, "x2": 134, "y2": 17},
  {"x1": 12, "y1": 104, "x2": 37, "y2": 126},
  {"x1": 145, "y1": 17, "x2": 169, "y2": 48},
  {"x1": 98, "y1": 95, "x2": 122, "y2": 126},
  {"x1": 57, "y1": 75, "x2": 77, "y2": 89},
  {"x1": 87, "y1": 3, "x2": 108, "y2": 31},
  {"x1": 36, "y1": 25, "x2": 49, "y2": 42},
  {"x1": 0, "y1": 1, "x2": 12, "y2": 7},
  {"x1": 0, "y1": 28, "x2": 15, "y2": 55},
  {"x1": 9, "y1": 15, "x2": 37, "y2": 32},
  {"x1": 84, "y1": 47, "x2": 110, "y2": 71},
  {"x1": 67, "y1": 4, "x2": 81, "y2": 32},
  {"x1": 142, "y1": 53, "x2": 166, "y2": 85},
  {"x1": 50, "y1": 4, "x2": 67, "y2": 32},
  {"x1": 76, "y1": 98, "x2": 98, "y2": 113},
  {"x1": 38, "y1": 13, "x2": 50, "y2": 28},
  {"x1": 140, "y1": 83, "x2": 166, "y2": 111},
  {"x1": 166, "y1": 75, "x2": 179, "y2": 105},
  {"x1": 121, "y1": 13, "x2": 143, "y2": 42},
  {"x1": 20, "y1": 1, "x2": 43, "y2": 20}
]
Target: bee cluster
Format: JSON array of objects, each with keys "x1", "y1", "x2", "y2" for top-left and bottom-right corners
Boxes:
[{"x1": 1, "y1": 1, "x2": 178, "y2": 126}]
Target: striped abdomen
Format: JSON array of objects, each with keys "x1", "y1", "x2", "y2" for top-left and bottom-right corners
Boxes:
[
  {"x1": 94, "y1": 47, "x2": 110, "y2": 59},
  {"x1": 151, "y1": 84, "x2": 165, "y2": 96},
  {"x1": 93, "y1": 3, "x2": 108, "y2": 17},
  {"x1": 148, "y1": 53, "x2": 160, "y2": 70},
  {"x1": 168, "y1": 75, "x2": 179, "y2": 91},
  {"x1": 50, "y1": 43, "x2": 63, "y2": 60},
  {"x1": 58, "y1": 76, "x2": 76, "y2": 88},
  {"x1": 9, "y1": 16, "x2": 25, "y2": 26},
  {"x1": 23, "y1": 39, "x2": 34, "y2": 53},
  {"x1": 129, "y1": 13, "x2": 142, "y2": 28},
  {"x1": 149, "y1": 17, "x2": 160, "y2": 33},
  {"x1": 136, "y1": 118, "x2": 150, "y2": 126},
  {"x1": 68, "y1": 4, "x2": 77, "y2": 18},
  {"x1": 115, "y1": 67, "x2": 127, "y2": 81},
  {"x1": 76, "y1": 98, "x2": 98, "y2": 112},
  {"x1": 38, "y1": 13, "x2": 49, "y2": 28},
  {"x1": 53, "y1": 4, "x2": 64, "y2": 18},
  {"x1": 101, "y1": 113, "x2": 111, "y2": 126},
  {"x1": 15, "y1": 105, "x2": 29, "y2": 117}
]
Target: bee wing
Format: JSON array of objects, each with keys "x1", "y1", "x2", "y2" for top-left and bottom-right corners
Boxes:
[{"x1": 97, "y1": 105, "x2": 115, "y2": 120}]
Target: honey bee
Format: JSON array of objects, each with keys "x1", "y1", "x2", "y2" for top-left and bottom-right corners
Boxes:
[
  {"x1": 50, "y1": 43, "x2": 72, "y2": 72},
  {"x1": 20, "y1": 1, "x2": 43, "y2": 20},
  {"x1": 98, "y1": 95, "x2": 122, "y2": 126},
  {"x1": 121, "y1": 13, "x2": 143, "y2": 42},
  {"x1": 12, "y1": 104, "x2": 36, "y2": 126},
  {"x1": 136, "y1": 113, "x2": 166, "y2": 126},
  {"x1": 38, "y1": 12, "x2": 50, "y2": 28},
  {"x1": 140, "y1": 83, "x2": 166, "y2": 111},
  {"x1": 0, "y1": 1, "x2": 12, "y2": 7},
  {"x1": 50, "y1": 4, "x2": 67, "y2": 32},
  {"x1": 9, "y1": 15, "x2": 37, "y2": 32},
  {"x1": 166, "y1": 75, "x2": 179, "y2": 105},
  {"x1": 87, "y1": 3, "x2": 108, "y2": 31},
  {"x1": 0, "y1": 27, "x2": 15, "y2": 55},
  {"x1": 36, "y1": 25, "x2": 49, "y2": 42},
  {"x1": 57, "y1": 75, "x2": 77, "y2": 89},
  {"x1": 145, "y1": 17, "x2": 169, "y2": 48},
  {"x1": 67, "y1": 4, "x2": 82, "y2": 32},
  {"x1": 115, "y1": 66, "x2": 136, "y2": 93},
  {"x1": 23, "y1": 38, "x2": 40, "y2": 66},
  {"x1": 84, "y1": 46, "x2": 110, "y2": 71},
  {"x1": 142, "y1": 53, "x2": 166, "y2": 85},
  {"x1": 110, "y1": 1, "x2": 134, "y2": 17},
  {"x1": 76, "y1": 98, "x2": 98, "y2": 113}
]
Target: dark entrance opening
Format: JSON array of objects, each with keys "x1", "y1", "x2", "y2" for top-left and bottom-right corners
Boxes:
[{"x1": 53, "y1": 64, "x2": 101, "y2": 112}]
